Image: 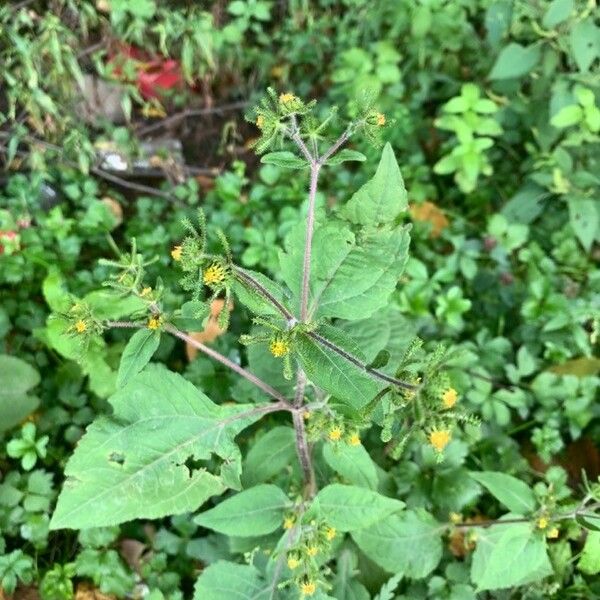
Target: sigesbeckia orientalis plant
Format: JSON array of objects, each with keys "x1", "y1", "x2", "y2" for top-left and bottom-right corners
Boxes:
[{"x1": 49, "y1": 90, "x2": 597, "y2": 598}]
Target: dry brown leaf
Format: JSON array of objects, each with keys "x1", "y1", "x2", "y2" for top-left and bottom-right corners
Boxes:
[
  {"x1": 409, "y1": 201, "x2": 449, "y2": 238},
  {"x1": 101, "y1": 197, "x2": 123, "y2": 227},
  {"x1": 75, "y1": 583, "x2": 115, "y2": 600},
  {"x1": 120, "y1": 538, "x2": 147, "y2": 573},
  {"x1": 186, "y1": 298, "x2": 233, "y2": 361}
]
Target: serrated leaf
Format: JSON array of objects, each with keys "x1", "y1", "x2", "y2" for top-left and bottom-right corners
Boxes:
[
  {"x1": 488, "y1": 43, "x2": 541, "y2": 79},
  {"x1": 295, "y1": 326, "x2": 385, "y2": 410},
  {"x1": 312, "y1": 484, "x2": 403, "y2": 531},
  {"x1": 50, "y1": 366, "x2": 265, "y2": 530},
  {"x1": 260, "y1": 151, "x2": 307, "y2": 169},
  {"x1": 471, "y1": 519, "x2": 552, "y2": 590},
  {"x1": 116, "y1": 328, "x2": 160, "y2": 388},
  {"x1": 242, "y1": 426, "x2": 297, "y2": 487},
  {"x1": 352, "y1": 510, "x2": 442, "y2": 578},
  {"x1": 325, "y1": 149, "x2": 367, "y2": 165},
  {"x1": 343, "y1": 143, "x2": 407, "y2": 226},
  {"x1": 279, "y1": 220, "x2": 410, "y2": 321},
  {"x1": 323, "y1": 442, "x2": 378, "y2": 490},
  {"x1": 195, "y1": 484, "x2": 290, "y2": 537},
  {"x1": 470, "y1": 471, "x2": 536, "y2": 515}
]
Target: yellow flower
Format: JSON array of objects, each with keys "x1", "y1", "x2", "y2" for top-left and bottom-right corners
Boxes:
[
  {"x1": 287, "y1": 556, "x2": 300, "y2": 570},
  {"x1": 449, "y1": 512, "x2": 462, "y2": 524},
  {"x1": 306, "y1": 545, "x2": 318, "y2": 557},
  {"x1": 325, "y1": 527, "x2": 336, "y2": 541},
  {"x1": 74, "y1": 320, "x2": 87, "y2": 334},
  {"x1": 147, "y1": 317, "x2": 161, "y2": 330},
  {"x1": 256, "y1": 115, "x2": 265, "y2": 128},
  {"x1": 348, "y1": 432, "x2": 361, "y2": 446},
  {"x1": 283, "y1": 516, "x2": 295, "y2": 529},
  {"x1": 328, "y1": 426, "x2": 343, "y2": 442},
  {"x1": 303, "y1": 410, "x2": 311, "y2": 420},
  {"x1": 429, "y1": 429, "x2": 451, "y2": 452},
  {"x1": 203, "y1": 263, "x2": 226, "y2": 286},
  {"x1": 279, "y1": 92, "x2": 296, "y2": 104},
  {"x1": 300, "y1": 581, "x2": 316, "y2": 596},
  {"x1": 442, "y1": 387, "x2": 458, "y2": 409},
  {"x1": 171, "y1": 245, "x2": 182, "y2": 261},
  {"x1": 269, "y1": 338, "x2": 290, "y2": 358},
  {"x1": 547, "y1": 527, "x2": 559, "y2": 539},
  {"x1": 537, "y1": 516, "x2": 548, "y2": 530},
  {"x1": 376, "y1": 112, "x2": 386, "y2": 126},
  {"x1": 140, "y1": 287, "x2": 152, "y2": 297}
]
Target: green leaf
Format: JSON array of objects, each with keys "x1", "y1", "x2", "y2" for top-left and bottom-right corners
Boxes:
[
  {"x1": 242, "y1": 426, "x2": 297, "y2": 487},
  {"x1": 568, "y1": 196, "x2": 599, "y2": 252},
  {"x1": 551, "y1": 104, "x2": 583, "y2": 128},
  {"x1": 233, "y1": 267, "x2": 291, "y2": 317},
  {"x1": 489, "y1": 43, "x2": 541, "y2": 79},
  {"x1": 343, "y1": 143, "x2": 407, "y2": 226},
  {"x1": 570, "y1": 19, "x2": 600, "y2": 73},
  {"x1": 578, "y1": 531, "x2": 600, "y2": 575},
  {"x1": 116, "y1": 329, "x2": 160, "y2": 389},
  {"x1": 295, "y1": 326, "x2": 385, "y2": 410},
  {"x1": 313, "y1": 484, "x2": 403, "y2": 531},
  {"x1": 352, "y1": 510, "x2": 442, "y2": 578},
  {"x1": 50, "y1": 366, "x2": 265, "y2": 530},
  {"x1": 470, "y1": 520, "x2": 552, "y2": 590},
  {"x1": 542, "y1": 0, "x2": 573, "y2": 29},
  {"x1": 193, "y1": 561, "x2": 265, "y2": 600},
  {"x1": 323, "y1": 442, "x2": 378, "y2": 490},
  {"x1": 0, "y1": 355, "x2": 40, "y2": 432},
  {"x1": 195, "y1": 484, "x2": 290, "y2": 537},
  {"x1": 260, "y1": 151, "x2": 307, "y2": 169},
  {"x1": 470, "y1": 471, "x2": 536, "y2": 515},
  {"x1": 279, "y1": 220, "x2": 410, "y2": 320},
  {"x1": 42, "y1": 268, "x2": 71, "y2": 312},
  {"x1": 325, "y1": 149, "x2": 367, "y2": 165}
]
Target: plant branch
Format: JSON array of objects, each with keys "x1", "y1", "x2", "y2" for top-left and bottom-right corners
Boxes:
[
  {"x1": 292, "y1": 409, "x2": 316, "y2": 498},
  {"x1": 318, "y1": 126, "x2": 353, "y2": 165},
  {"x1": 106, "y1": 320, "x2": 290, "y2": 404}
]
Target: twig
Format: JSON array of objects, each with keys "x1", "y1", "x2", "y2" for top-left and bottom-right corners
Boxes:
[
  {"x1": 292, "y1": 410, "x2": 316, "y2": 498},
  {"x1": 106, "y1": 320, "x2": 290, "y2": 404},
  {"x1": 300, "y1": 163, "x2": 320, "y2": 322},
  {"x1": 135, "y1": 101, "x2": 249, "y2": 136}
]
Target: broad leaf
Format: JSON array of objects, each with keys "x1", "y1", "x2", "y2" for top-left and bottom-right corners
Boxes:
[
  {"x1": 489, "y1": 43, "x2": 541, "y2": 79},
  {"x1": 323, "y1": 442, "x2": 378, "y2": 490},
  {"x1": 242, "y1": 426, "x2": 297, "y2": 486},
  {"x1": 471, "y1": 471, "x2": 536, "y2": 515},
  {"x1": 352, "y1": 510, "x2": 443, "y2": 578},
  {"x1": 195, "y1": 484, "x2": 291, "y2": 537},
  {"x1": 470, "y1": 519, "x2": 552, "y2": 590},
  {"x1": 578, "y1": 531, "x2": 600, "y2": 575},
  {"x1": 193, "y1": 561, "x2": 266, "y2": 600},
  {"x1": 295, "y1": 326, "x2": 385, "y2": 410},
  {"x1": 312, "y1": 484, "x2": 403, "y2": 531},
  {"x1": 542, "y1": 0, "x2": 573, "y2": 29},
  {"x1": 0, "y1": 355, "x2": 40, "y2": 432},
  {"x1": 568, "y1": 196, "x2": 599, "y2": 252},
  {"x1": 116, "y1": 328, "x2": 160, "y2": 388},
  {"x1": 50, "y1": 366, "x2": 265, "y2": 529},
  {"x1": 279, "y1": 220, "x2": 410, "y2": 321},
  {"x1": 343, "y1": 143, "x2": 407, "y2": 226},
  {"x1": 570, "y1": 19, "x2": 600, "y2": 73}
]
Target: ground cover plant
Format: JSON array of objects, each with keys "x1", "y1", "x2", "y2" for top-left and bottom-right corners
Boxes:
[{"x1": 1, "y1": 1, "x2": 600, "y2": 599}]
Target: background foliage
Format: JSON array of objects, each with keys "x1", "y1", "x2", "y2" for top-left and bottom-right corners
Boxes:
[{"x1": 1, "y1": 0, "x2": 599, "y2": 599}]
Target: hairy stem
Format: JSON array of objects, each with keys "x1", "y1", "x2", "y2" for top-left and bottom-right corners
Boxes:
[
  {"x1": 300, "y1": 163, "x2": 321, "y2": 322},
  {"x1": 292, "y1": 409, "x2": 316, "y2": 498}
]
